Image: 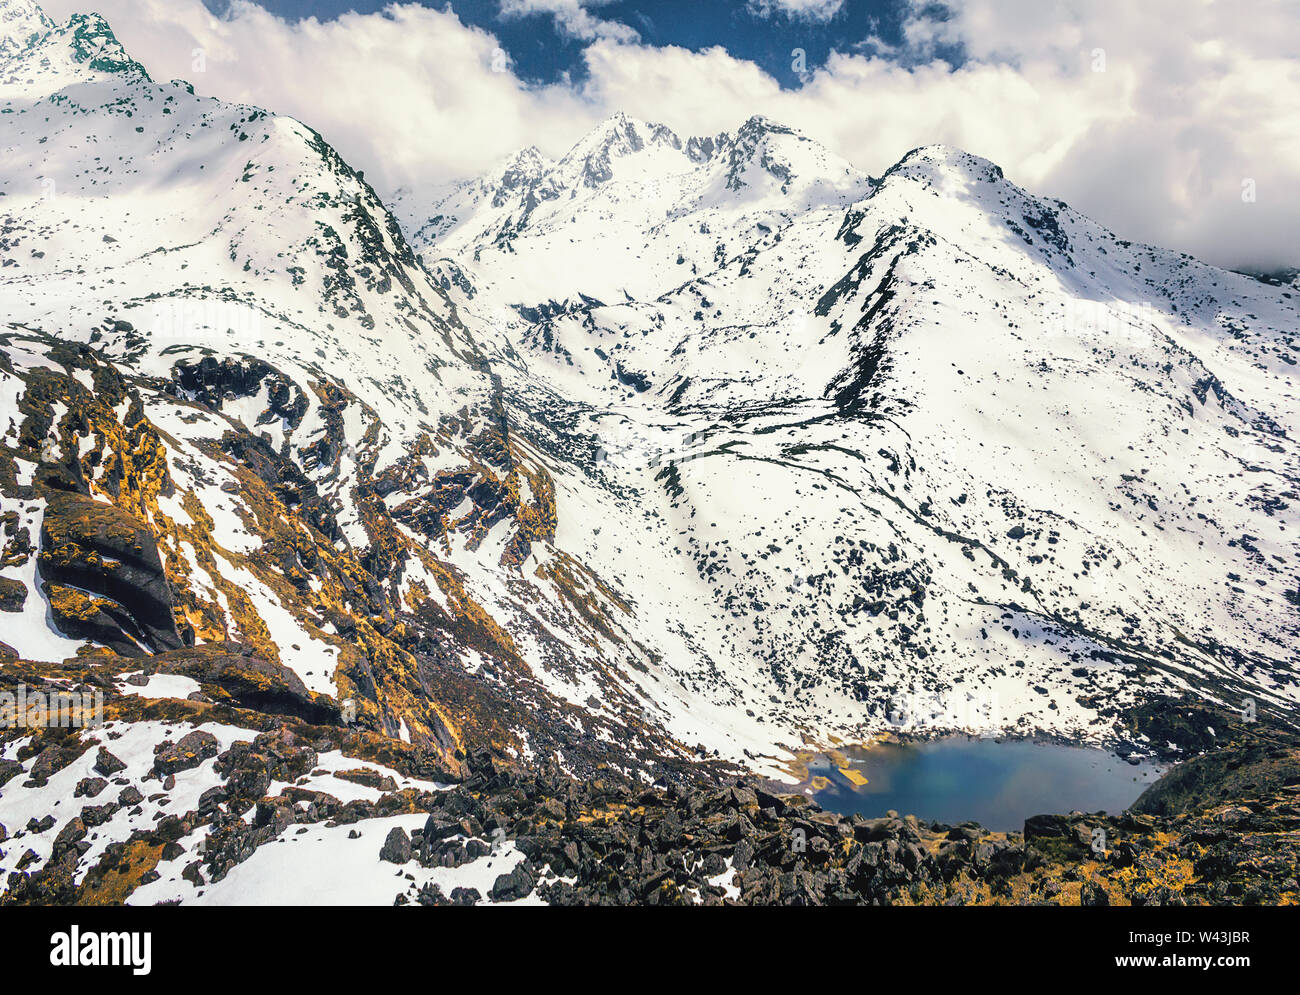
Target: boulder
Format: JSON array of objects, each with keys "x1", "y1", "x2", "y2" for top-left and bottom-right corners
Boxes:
[
  {"x1": 153, "y1": 730, "x2": 219, "y2": 776},
  {"x1": 379, "y1": 826, "x2": 413, "y2": 864},
  {"x1": 38, "y1": 491, "x2": 182, "y2": 653},
  {"x1": 0, "y1": 576, "x2": 26, "y2": 612},
  {"x1": 490, "y1": 861, "x2": 536, "y2": 902},
  {"x1": 93, "y1": 746, "x2": 127, "y2": 776}
]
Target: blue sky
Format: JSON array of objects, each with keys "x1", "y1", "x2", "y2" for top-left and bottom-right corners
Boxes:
[{"x1": 202, "y1": 0, "x2": 960, "y2": 87}]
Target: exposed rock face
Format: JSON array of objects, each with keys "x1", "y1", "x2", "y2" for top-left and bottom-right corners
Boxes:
[
  {"x1": 148, "y1": 643, "x2": 340, "y2": 725},
  {"x1": 1, "y1": 4, "x2": 673, "y2": 780},
  {"x1": 170, "y1": 357, "x2": 308, "y2": 433},
  {"x1": 1130, "y1": 735, "x2": 1300, "y2": 817},
  {"x1": 38, "y1": 490, "x2": 182, "y2": 654},
  {"x1": 0, "y1": 326, "x2": 694, "y2": 781},
  {"x1": 0, "y1": 577, "x2": 25, "y2": 612}
]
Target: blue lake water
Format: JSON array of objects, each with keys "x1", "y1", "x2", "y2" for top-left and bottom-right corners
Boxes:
[{"x1": 805, "y1": 737, "x2": 1165, "y2": 832}]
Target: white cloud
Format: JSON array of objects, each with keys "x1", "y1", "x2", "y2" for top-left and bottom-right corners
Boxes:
[
  {"x1": 897, "y1": 0, "x2": 1300, "y2": 270},
  {"x1": 34, "y1": 0, "x2": 1300, "y2": 270},
  {"x1": 36, "y1": 0, "x2": 605, "y2": 192},
  {"x1": 746, "y1": 0, "x2": 845, "y2": 22},
  {"x1": 498, "y1": 0, "x2": 639, "y2": 43}
]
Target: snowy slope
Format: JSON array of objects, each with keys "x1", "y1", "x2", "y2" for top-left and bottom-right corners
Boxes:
[
  {"x1": 402, "y1": 118, "x2": 1300, "y2": 753},
  {"x1": 1, "y1": 0, "x2": 1296, "y2": 792},
  {"x1": 0, "y1": 1, "x2": 750, "y2": 775}
]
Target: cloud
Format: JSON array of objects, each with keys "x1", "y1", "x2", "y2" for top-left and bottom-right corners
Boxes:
[
  {"x1": 34, "y1": 0, "x2": 1300, "y2": 270},
  {"x1": 497, "y1": 0, "x2": 639, "y2": 43},
  {"x1": 898, "y1": 0, "x2": 1300, "y2": 270},
  {"x1": 36, "y1": 0, "x2": 605, "y2": 193},
  {"x1": 746, "y1": 0, "x2": 845, "y2": 22}
]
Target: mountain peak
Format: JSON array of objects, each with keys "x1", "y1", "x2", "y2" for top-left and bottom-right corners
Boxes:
[
  {"x1": 0, "y1": 1, "x2": 147, "y2": 83},
  {"x1": 541, "y1": 112, "x2": 825, "y2": 190},
  {"x1": 885, "y1": 144, "x2": 1007, "y2": 187},
  {"x1": 0, "y1": 0, "x2": 52, "y2": 56},
  {"x1": 63, "y1": 10, "x2": 142, "y2": 74},
  {"x1": 559, "y1": 114, "x2": 635, "y2": 183},
  {"x1": 574, "y1": 110, "x2": 647, "y2": 144},
  {"x1": 499, "y1": 145, "x2": 549, "y2": 183},
  {"x1": 407, "y1": 110, "x2": 871, "y2": 256},
  {"x1": 735, "y1": 113, "x2": 795, "y2": 138},
  {"x1": 556, "y1": 112, "x2": 659, "y2": 188}
]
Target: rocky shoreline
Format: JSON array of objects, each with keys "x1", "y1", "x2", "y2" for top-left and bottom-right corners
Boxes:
[{"x1": 2, "y1": 650, "x2": 1296, "y2": 905}]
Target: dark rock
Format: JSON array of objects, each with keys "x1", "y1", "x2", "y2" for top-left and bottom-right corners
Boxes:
[
  {"x1": 0, "y1": 758, "x2": 24, "y2": 787},
  {"x1": 415, "y1": 882, "x2": 447, "y2": 906},
  {"x1": 149, "y1": 644, "x2": 340, "y2": 725},
  {"x1": 153, "y1": 730, "x2": 219, "y2": 776},
  {"x1": 490, "y1": 861, "x2": 537, "y2": 902},
  {"x1": 1081, "y1": 881, "x2": 1110, "y2": 906},
  {"x1": 74, "y1": 776, "x2": 108, "y2": 798},
  {"x1": 80, "y1": 803, "x2": 117, "y2": 828},
  {"x1": 333, "y1": 767, "x2": 398, "y2": 792},
  {"x1": 93, "y1": 746, "x2": 127, "y2": 776},
  {"x1": 380, "y1": 826, "x2": 412, "y2": 864},
  {"x1": 422, "y1": 815, "x2": 464, "y2": 843},
  {"x1": 51, "y1": 817, "x2": 86, "y2": 858},
  {"x1": 38, "y1": 491, "x2": 182, "y2": 653},
  {"x1": 0, "y1": 576, "x2": 26, "y2": 612},
  {"x1": 27, "y1": 742, "x2": 88, "y2": 785},
  {"x1": 197, "y1": 785, "x2": 228, "y2": 816},
  {"x1": 1023, "y1": 813, "x2": 1076, "y2": 842}
]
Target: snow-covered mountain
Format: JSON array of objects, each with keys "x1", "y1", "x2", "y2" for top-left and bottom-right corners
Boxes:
[
  {"x1": 397, "y1": 111, "x2": 1300, "y2": 751},
  {"x1": 395, "y1": 112, "x2": 869, "y2": 307},
  {"x1": 3, "y1": 0, "x2": 1298, "y2": 804},
  {"x1": 0, "y1": 0, "x2": 730, "y2": 783},
  {"x1": 1, "y1": 0, "x2": 1297, "y2": 907}
]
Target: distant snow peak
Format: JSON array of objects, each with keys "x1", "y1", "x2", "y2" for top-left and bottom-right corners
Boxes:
[
  {"x1": 0, "y1": 0, "x2": 147, "y2": 89},
  {"x1": 562, "y1": 112, "x2": 682, "y2": 188},
  {"x1": 394, "y1": 110, "x2": 871, "y2": 269},
  {"x1": 61, "y1": 11, "x2": 142, "y2": 76},
  {"x1": 0, "y1": 0, "x2": 51, "y2": 55},
  {"x1": 500, "y1": 145, "x2": 548, "y2": 186}
]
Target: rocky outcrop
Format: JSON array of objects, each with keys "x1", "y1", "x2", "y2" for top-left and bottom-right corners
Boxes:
[
  {"x1": 149, "y1": 643, "x2": 341, "y2": 725},
  {"x1": 1130, "y1": 732, "x2": 1300, "y2": 817},
  {"x1": 3, "y1": 647, "x2": 1296, "y2": 906},
  {"x1": 170, "y1": 357, "x2": 308, "y2": 432},
  {"x1": 153, "y1": 730, "x2": 219, "y2": 777},
  {"x1": 38, "y1": 490, "x2": 182, "y2": 653},
  {"x1": 0, "y1": 577, "x2": 25, "y2": 613}
]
